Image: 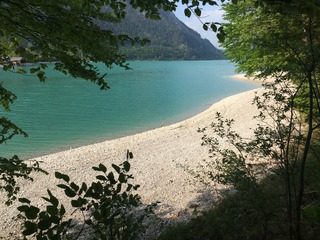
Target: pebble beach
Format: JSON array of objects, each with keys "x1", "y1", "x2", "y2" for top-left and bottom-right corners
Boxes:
[{"x1": 0, "y1": 76, "x2": 266, "y2": 239}]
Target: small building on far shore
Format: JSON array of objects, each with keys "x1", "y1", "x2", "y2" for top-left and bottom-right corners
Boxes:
[{"x1": 10, "y1": 57, "x2": 23, "y2": 66}]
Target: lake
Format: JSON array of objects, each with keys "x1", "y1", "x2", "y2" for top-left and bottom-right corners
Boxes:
[{"x1": 0, "y1": 60, "x2": 259, "y2": 159}]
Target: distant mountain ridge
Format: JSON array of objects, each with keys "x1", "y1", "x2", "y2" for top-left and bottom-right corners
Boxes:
[{"x1": 99, "y1": 8, "x2": 224, "y2": 60}]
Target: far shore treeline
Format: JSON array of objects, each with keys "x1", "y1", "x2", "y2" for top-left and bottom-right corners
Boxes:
[{"x1": 99, "y1": 7, "x2": 224, "y2": 60}]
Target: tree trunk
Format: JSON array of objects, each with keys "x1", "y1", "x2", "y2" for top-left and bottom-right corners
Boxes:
[{"x1": 295, "y1": 73, "x2": 314, "y2": 239}]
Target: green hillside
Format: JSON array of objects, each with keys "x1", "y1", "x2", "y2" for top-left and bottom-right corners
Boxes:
[{"x1": 99, "y1": 8, "x2": 224, "y2": 60}]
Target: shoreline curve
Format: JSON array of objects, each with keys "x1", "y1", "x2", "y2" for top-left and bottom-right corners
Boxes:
[
  {"x1": 0, "y1": 86, "x2": 267, "y2": 239},
  {"x1": 24, "y1": 74, "x2": 262, "y2": 160}
]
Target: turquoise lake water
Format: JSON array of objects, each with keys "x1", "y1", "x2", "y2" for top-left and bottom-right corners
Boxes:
[{"x1": 0, "y1": 60, "x2": 259, "y2": 159}]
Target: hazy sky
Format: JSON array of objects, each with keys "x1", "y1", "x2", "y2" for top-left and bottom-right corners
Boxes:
[{"x1": 174, "y1": 3, "x2": 225, "y2": 48}]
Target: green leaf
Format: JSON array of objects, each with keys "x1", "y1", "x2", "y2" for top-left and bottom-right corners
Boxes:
[
  {"x1": 79, "y1": 197, "x2": 87, "y2": 206},
  {"x1": 92, "y1": 166, "x2": 100, "y2": 171},
  {"x1": 57, "y1": 184, "x2": 68, "y2": 190},
  {"x1": 108, "y1": 172, "x2": 116, "y2": 184},
  {"x1": 184, "y1": 8, "x2": 191, "y2": 18},
  {"x1": 23, "y1": 221, "x2": 37, "y2": 236},
  {"x1": 133, "y1": 184, "x2": 140, "y2": 190},
  {"x1": 119, "y1": 173, "x2": 126, "y2": 183},
  {"x1": 99, "y1": 163, "x2": 107, "y2": 173},
  {"x1": 25, "y1": 206, "x2": 40, "y2": 220},
  {"x1": 38, "y1": 217, "x2": 52, "y2": 230},
  {"x1": 123, "y1": 161, "x2": 130, "y2": 172},
  {"x1": 71, "y1": 197, "x2": 87, "y2": 208},
  {"x1": 81, "y1": 182, "x2": 87, "y2": 192},
  {"x1": 64, "y1": 187, "x2": 76, "y2": 198},
  {"x1": 112, "y1": 164, "x2": 121, "y2": 174},
  {"x1": 40, "y1": 63, "x2": 47, "y2": 69},
  {"x1": 3, "y1": 65, "x2": 9, "y2": 71},
  {"x1": 203, "y1": 24, "x2": 208, "y2": 31},
  {"x1": 37, "y1": 71, "x2": 46, "y2": 82},
  {"x1": 55, "y1": 172, "x2": 70, "y2": 182},
  {"x1": 42, "y1": 197, "x2": 51, "y2": 203},
  {"x1": 96, "y1": 175, "x2": 107, "y2": 181},
  {"x1": 46, "y1": 205, "x2": 58, "y2": 216},
  {"x1": 92, "y1": 211, "x2": 102, "y2": 221},
  {"x1": 17, "y1": 68, "x2": 27, "y2": 74},
  {"x1": 217, "y1": 33, "x2": 225, "y2": 43},
  {"x1": 122, "y1": 192, "x2": 128, "y2": 199},
  {"x1": 60, "y1": 204, "x2": 66, "y2": 216},
  {"x1": 51, "y1": 216, "x2": 60, "y2": 224},
  {"x1": 47, "y1": 190, "x2": 59, "y2": 207},
  {"x1": 70, "y1": 182, "x2": 79, "y2": 192},
  {"x1": 17, "y1": 205, "x2": 29, "y2": 213},
  {"x1": 116, "y1": 183, "x2": 122, "y2": 193},
  {"x1": 30, "y1": 67, "x2": 40, "y2": 74},
  {"x1": 126, "y1": 150, "x2": 133, "y2": 159},
  {"x1": 195, "y1": 7, "x2": 201, "y2": 16},
  {"x1": 71, "y1": 199, "x2": 80, "y2": 208},
  {"x1": 85, "y1": 219, "x2": 93, "y2": 225},
  {"x1": 18, "y1": 198, "x2": 31, "y2": 204},
  {"x1": 211, "y1": 23, "x2": 217, "y2": 32},
  {"x1": 126, "y1": 184, "x2": 133, "y2": 191}
]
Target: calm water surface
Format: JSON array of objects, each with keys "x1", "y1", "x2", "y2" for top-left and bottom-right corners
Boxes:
[{"x1": 0, "y1": 61, "x2": 259, "y2": 159}]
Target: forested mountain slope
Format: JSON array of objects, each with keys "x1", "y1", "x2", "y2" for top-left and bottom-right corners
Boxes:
[{"x1": 99, "y1": 7, "x2": 224, "y2": 60}]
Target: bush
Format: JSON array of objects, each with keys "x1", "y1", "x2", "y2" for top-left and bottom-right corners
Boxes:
[{"x1": 17, "y1": 151, "x2": 155, "y2": 239}]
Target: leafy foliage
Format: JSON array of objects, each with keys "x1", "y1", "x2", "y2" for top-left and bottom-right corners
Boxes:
[
  {"x1": 0, "y1": 0, "x2": 169, "y2": 86},
  {"x1": 191, "y1": 77, "x2": 319, "y2": 238},
  {"x1": 179, "y1": 0, "x2": 226, "y2": 40},
  {"x1": 0, "y1": 156, "x2": 45, "y2": 206},
  {"x1": 0, "y1": 0, "x2": 227, "y2": 237},
  {"x1": 217, "y1": 0, "x2": 320, "y2": 238},
  {"x1": 0, "y1": 0, "x2": 150, "y2": 206},
  {"x1": 166, "y1": 1, "x2": 320, "y2": 237},
  {"x1": 198, "y1": 115, "x2": 260, "y2": 191},
  {"x1": 18, "y1": 151, "x2": 155, "y2": 239},
  {"x1": 0, "y1": 0, "x2": 226, "y2": 205},
  {"x1": 116, "y1": 0, "x2": 320, "y2": 238}
]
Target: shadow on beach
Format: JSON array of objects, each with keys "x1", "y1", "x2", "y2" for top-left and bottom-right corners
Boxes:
[{"x1": 140, "y1": 185, "x2": 230, "y2": 240}]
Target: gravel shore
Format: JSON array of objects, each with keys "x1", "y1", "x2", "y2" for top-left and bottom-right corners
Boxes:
[{"x1": 0, "y1": 86, "x2": 265, "y2": 239}]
